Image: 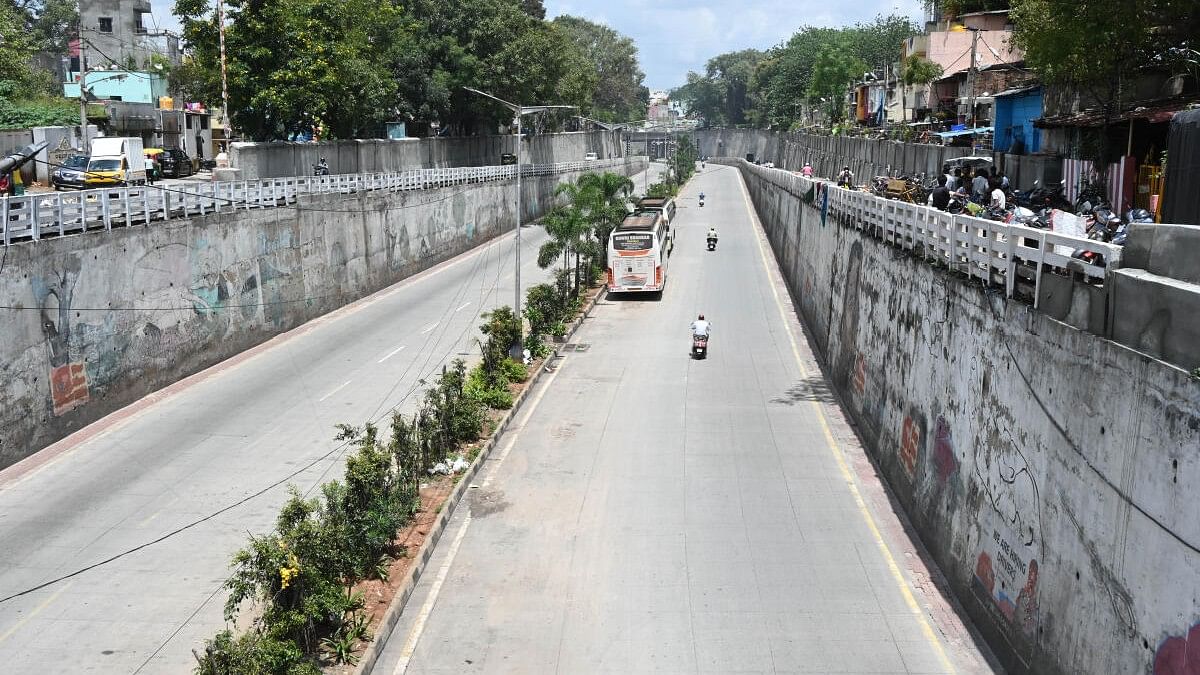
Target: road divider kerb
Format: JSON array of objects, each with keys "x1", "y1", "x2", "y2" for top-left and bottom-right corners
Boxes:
[{"x1": 354, "y1": 284, "x2": 606, "y2": 675}]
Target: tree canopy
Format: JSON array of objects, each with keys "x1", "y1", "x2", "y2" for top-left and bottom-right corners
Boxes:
[
  {"x1": 676, "y1": 15, "x2": 920, "y2": 129},
  {"x1": 174, "y1": 0, "x2": 644, "y2": 141},
  {"x1": 552, "y1": 15, "x2": 648, "y2": 122}
]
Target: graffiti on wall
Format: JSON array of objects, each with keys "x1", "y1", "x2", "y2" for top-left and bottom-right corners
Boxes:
[
  {"x1": 898, "y1": 412, "x2": 925, "y2": 480},
  {"x1": 970, "y1": 399, "x2": 1044, "y2": 651},
  {"x1": 33, "y1": 254, "x2": 90, "y2": 416},
  {"x1": 1154, "y1": 622, "x2": 1200, "y2": 674},
  {"x1": 932, "y1": 415, "x2": 959, "y2": 485}
]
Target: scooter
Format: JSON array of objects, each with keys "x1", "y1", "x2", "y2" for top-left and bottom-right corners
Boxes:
[
  {"x1": 691, "y1": 334, "x2": 708, "y2": 359},
  {"x1": 706, "y1": 235, "x2": 717, "y2": 251}
]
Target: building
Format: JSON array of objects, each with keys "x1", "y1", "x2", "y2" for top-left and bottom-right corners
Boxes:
[
  {"x1": 76, "y1": 0, "x2": 180, "y2": 73},
  {"x1": 922, "y1": 10, "x2": 1028, "y2": 127},
  {"x1": 992, "y1": 86, "x2": 1042, "y2": 154}
]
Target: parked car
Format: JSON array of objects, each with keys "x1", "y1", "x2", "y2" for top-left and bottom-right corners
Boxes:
[
  {"x1": 159, "y1": 148, "x2": 194, "y2": 178},
  {"x1": 52, "y1": 154, "x2": 89, "y2": 190},
  {"x1": 584, "y1": 152, "x2": 599, "y2": 161}
]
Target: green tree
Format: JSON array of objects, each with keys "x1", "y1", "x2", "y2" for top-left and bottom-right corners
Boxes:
[
  {"x1": 899, "y1": 55, "x2": 943, "y2": 122},
  {"x1": 1010, "y1": 0, "x2": 1198, "y2": 169},
  {"x1": 175, "y1": 0, "x2": 408, "y2": 140},
  {"x1": 552, "y1": 16, "x2": 646, "y2": 121},
  {"x1": 808, "y1": 40, "x2": 866, "y2": 123}
]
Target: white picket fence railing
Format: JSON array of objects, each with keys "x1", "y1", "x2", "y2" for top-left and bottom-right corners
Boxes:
[
  {"x1": 740, "y1": 160, "x2": 1123, "y2": 307},
  {"x1": 1, "y1": 159, "x2": 628, "y2": 246}
]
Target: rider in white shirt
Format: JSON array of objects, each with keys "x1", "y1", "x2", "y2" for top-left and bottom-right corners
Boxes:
[{"x1": 691, "y1": 314, "x2": 711, "y2": 337}]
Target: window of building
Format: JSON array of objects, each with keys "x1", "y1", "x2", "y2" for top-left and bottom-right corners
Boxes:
[
  {"x1": 98, "y1": 17, "x2": 113, "y2": 33},
  {"x1": 186, "y1": 116, "x2": 193, "y2": 130},
  {"x1": 200, "y1": 116, "x2": 209, "y2": 130}
]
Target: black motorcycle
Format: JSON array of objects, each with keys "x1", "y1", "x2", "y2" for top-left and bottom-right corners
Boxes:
[{"x1": 707, "y1": 235, "x2": 717, "y2": 251}]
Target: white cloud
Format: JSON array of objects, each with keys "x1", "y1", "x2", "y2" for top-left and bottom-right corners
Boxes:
[{"x1": 548, "y1": 0, "x2": 923, "y2": 89}]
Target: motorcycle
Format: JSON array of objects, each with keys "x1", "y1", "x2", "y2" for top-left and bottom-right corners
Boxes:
[
  {"x1": 313, "y1": 161, "x2": 330, "y2": 176},
  {"x1": 691, "y1": 334, "x2": 709, "y2": 359},
  {"x1": 699, "y1": 192, "x2": 706, "y2": 207},
  {"x1": 707, "y1": 235, "x2": 718, "y2": 251}
]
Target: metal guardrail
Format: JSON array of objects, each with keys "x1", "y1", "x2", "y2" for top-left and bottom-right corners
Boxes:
[
  {"x1": 739, "y1": 160, "x2": 1124, "y2": 307},
  {"x1": 1, "y1": 159, "x2": 628, "y2": 246}
]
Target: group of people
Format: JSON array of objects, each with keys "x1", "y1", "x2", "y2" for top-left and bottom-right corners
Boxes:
[{"x1": 927, "y1": 164, "x2": 1009, "y2": 212}]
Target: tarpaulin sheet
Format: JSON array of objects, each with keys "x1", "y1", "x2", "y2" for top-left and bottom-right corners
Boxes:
[{"x1": 1163, "y1": 109, "x2": 1200, "y2": 225}]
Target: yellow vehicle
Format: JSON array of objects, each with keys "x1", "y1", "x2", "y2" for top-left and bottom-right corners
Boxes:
[{"x1": 85, "y1": 137, "x2": 147, "y2": 187}]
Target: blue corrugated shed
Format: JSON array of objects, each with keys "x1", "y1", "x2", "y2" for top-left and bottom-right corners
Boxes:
[{"x1": 994, "y1": 86, "x2": 1042, "y2": 153}]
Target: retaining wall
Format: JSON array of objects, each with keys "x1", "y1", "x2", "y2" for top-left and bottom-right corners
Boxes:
[
  {"x1": 698, "y1": 128, "x2": 1060, "y2": 190},
  {"x1": 231, "y1": 130, "x2": 624, "y2": 181},
  {"x1": 738, "y1": 161, "x2": 1200, "y2": 675},
  {"x1": 0, "y1": 158, "x2": 646, "y2": 467}
]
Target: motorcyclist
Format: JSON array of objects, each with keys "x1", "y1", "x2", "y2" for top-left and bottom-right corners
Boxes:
[
  {"x1": 699, "y1": 191, "x2": 706, "y2": 201},
  {"x1": 691, "y1": 314, "x2": 711, "y2": 338},
  {"x1": 801, "y1": 162, "x2": 813, "y2": 177},
  {"x1": 706, "y1": 227, "x2": 718, "y2": 243},
  {"x1": 314, "y1": 157, "x2": 329, "y2": 176},
  {"x1": 836, "y1": 166, "x2": 854, "y2": 188}
]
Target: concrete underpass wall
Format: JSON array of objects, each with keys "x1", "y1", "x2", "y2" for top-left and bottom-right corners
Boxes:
[
  {"x1": 737, "y1": 162, "x2": 1200, "y2": 675},
  {"x1": 231, "y1": 130, "x2": 624, "y2": 181},
  {"x1": 697, "y1": 129, "x2": 1062, "y2": 192},
  {"x1": 0, "y1": 158, "x2": 646, "y2": 467}
]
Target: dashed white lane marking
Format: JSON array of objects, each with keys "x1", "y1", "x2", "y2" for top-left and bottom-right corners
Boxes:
[
  {"x1": 420, "y1": 322, "x2": 440, "y2": 334},
  {"x1": 317, "y1": 380, "x2": 351, "y2": 402},
  {"x1": 454, "y1": 302, "x2": 471, "y2": 312},
  {"x1": 378, "y1": 345, "x2": 407, "y2": 363}
]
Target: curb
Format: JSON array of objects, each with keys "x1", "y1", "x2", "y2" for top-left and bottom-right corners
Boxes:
[{"x1": 355, "y1": 284, "x2": 607, "y2": 675}]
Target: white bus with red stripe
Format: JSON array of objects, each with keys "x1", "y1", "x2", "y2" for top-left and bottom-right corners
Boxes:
[{"x1": 607, "y1": 211, "x2": 672, "y2": 294}]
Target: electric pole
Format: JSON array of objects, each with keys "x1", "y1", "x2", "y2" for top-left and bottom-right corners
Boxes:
[{"x1": 967, "y1": 28, "x2": 979, "y2": 128}]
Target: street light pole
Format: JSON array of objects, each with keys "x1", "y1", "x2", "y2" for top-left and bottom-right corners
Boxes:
[{"x1": 462, "y1": 88, "x2": 576, "y2": 349}]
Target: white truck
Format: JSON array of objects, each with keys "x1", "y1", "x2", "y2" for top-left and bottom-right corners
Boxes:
[{"x1": 86, "y1": 136, "x2": 147, "y2": 187}]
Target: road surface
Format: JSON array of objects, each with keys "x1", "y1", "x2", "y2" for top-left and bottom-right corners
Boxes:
[
  {"x1": 374, "y1": 163, "x2": 1000, "y2": 674},
  {"x1": 0, "y1": 162, "x2": 663, "y2": 673}
]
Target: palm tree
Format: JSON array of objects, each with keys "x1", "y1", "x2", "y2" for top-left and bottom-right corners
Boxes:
[
  {"x1": 576, "y1": 171, "x2": 634, "y2": 270},
  {"x1": 538, "y1": 202, "x2": 588, "y2": 303}
]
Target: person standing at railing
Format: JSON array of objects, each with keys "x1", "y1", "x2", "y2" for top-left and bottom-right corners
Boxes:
[
  {"x1": 928, "y1": 174, "x2": 952, "y2": 211},
  {"x1": 971, "y1": 168, "x2": 990, "y2": 204}
]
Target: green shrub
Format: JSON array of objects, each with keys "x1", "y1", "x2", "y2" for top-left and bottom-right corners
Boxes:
[
  {"x1": 500, "y1": 358, "x2": 528, "y2": 383},
  {"x1": 194, "y1": 629, "x2": 320, "y2": 675},
  {"x1": 465, "y1": 364, "x2": 514, "y2": 410}
]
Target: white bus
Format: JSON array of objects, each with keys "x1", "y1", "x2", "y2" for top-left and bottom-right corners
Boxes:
[
  {"x1": 607, "y1": 211, "x2": 672, "y2": 294},
  {"x1": 637, "y1": 197, "x2": 677, "y2": 226}
]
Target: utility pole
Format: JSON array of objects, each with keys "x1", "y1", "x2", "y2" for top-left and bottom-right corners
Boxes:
[
  {"x1": 77, "y1": 1, "x2": 88, "y2": 152},
  {"x1": 217, "y1": 0, "x2": 231, "y2": 147},
  {"x1": 967, "y1": 28, "x2": 980, "y2": 129}
]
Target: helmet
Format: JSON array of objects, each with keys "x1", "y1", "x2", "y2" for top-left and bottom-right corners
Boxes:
[{"x1": 698, "y1": 314, "x2": 705, "y2": 320}]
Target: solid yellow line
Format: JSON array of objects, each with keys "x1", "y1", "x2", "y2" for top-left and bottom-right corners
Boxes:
[
  {"x1": 737, "y1": 171, "x2": 957, "y2": 674},
  {"x1": 0, "y1": 581, "x2": 73, "y2": 644}
]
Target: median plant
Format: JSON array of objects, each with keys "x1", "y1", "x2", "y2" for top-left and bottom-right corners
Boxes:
[{"x1": 197, "y1": 315, "x2": 545, "y2": 672}]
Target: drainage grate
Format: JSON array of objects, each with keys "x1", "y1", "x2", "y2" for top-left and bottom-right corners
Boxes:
[{"x1": 562, "y1": 343, "x2": 591, "y2": 352}]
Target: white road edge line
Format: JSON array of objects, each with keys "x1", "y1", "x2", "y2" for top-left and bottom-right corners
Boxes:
[
  {"x1": 420, "y1": 322, "x2": 440, "y2": 334},
  {"x1": 392, "y1": 511, "x2": 472, "y2": 675},
  {"x1": 317, "y1": 380, "x2": 351, "y2": 402},
  {"x1": 454, "y1": 302, "x2": 471, "y2": 312},
  {"x1": 737, "y1": 170, "x2": 957, "y2": 673},
  {"x1": 391, "y1": 356, "x2": 569, "y2": 672},
  {"x1": 378, "y1": 345, "x2": 407, "y2": 363}
]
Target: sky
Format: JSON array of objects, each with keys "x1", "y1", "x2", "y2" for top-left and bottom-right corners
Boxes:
[{"x1": 147, "y1": 0, "x2": 924, "y2": 91}]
